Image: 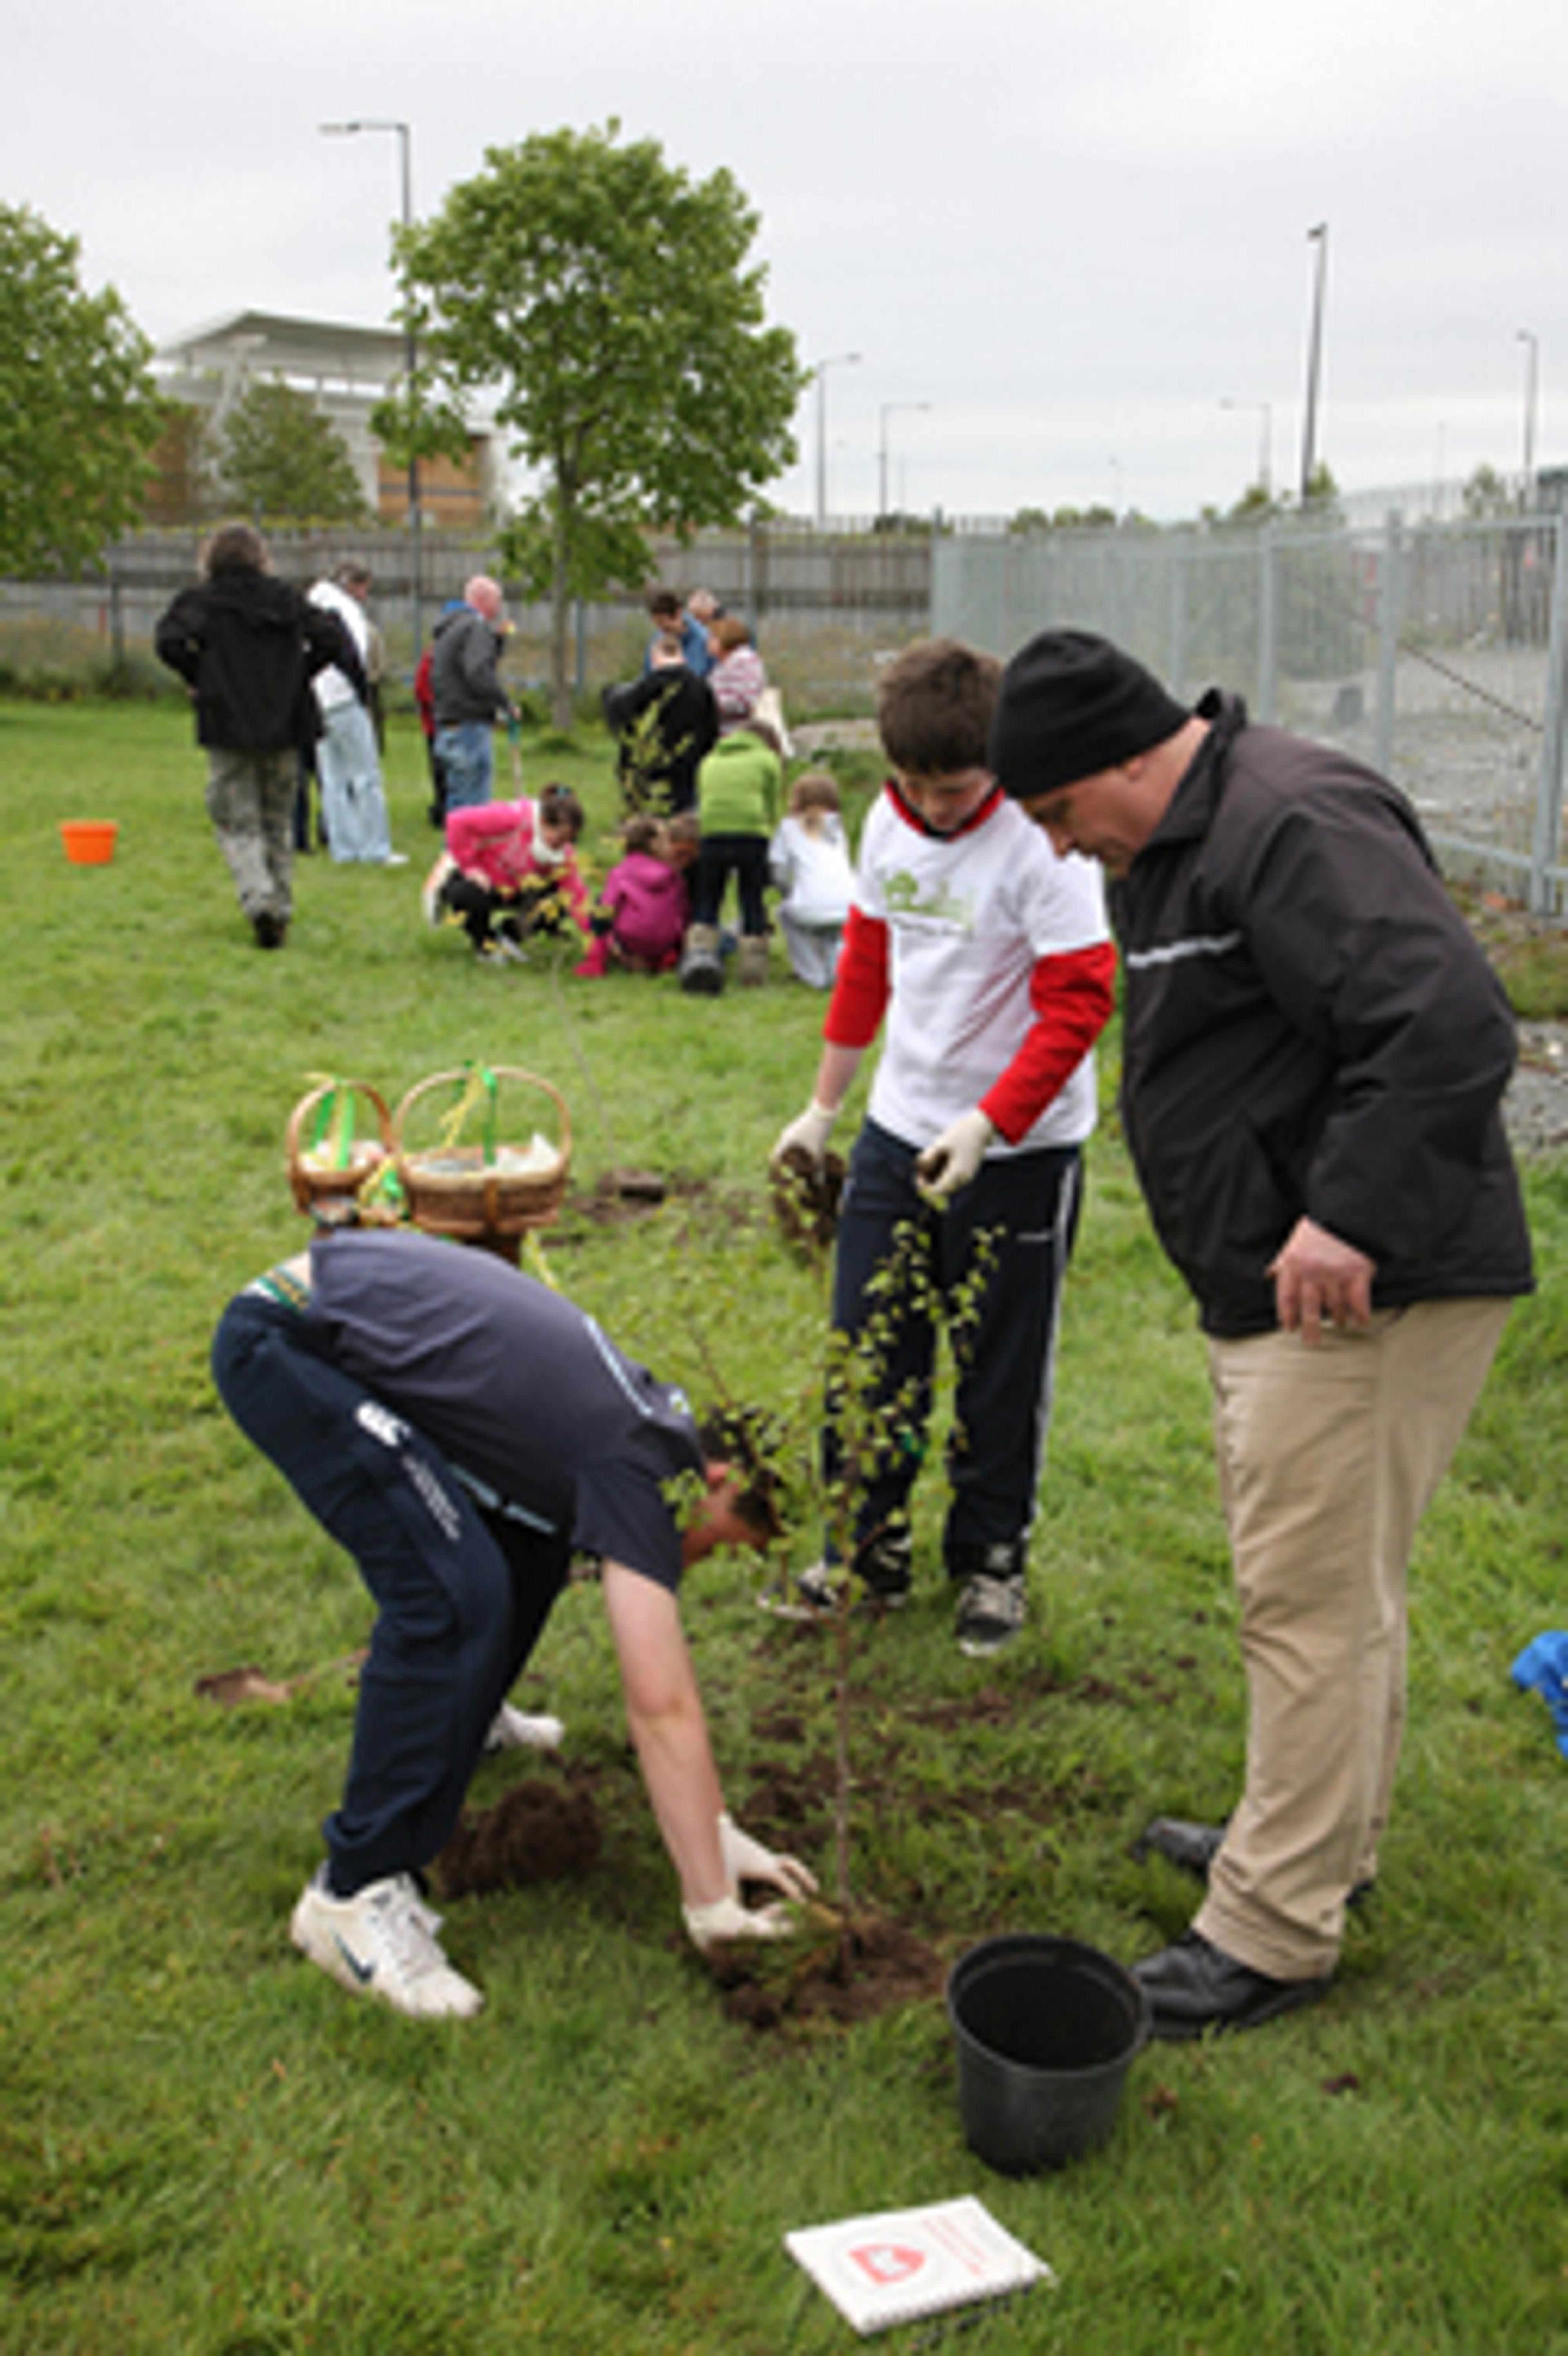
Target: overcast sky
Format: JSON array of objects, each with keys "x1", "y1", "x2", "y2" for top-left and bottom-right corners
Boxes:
[{"x1": 11, "y1": 0, "x2": 1564, "y2": 523}]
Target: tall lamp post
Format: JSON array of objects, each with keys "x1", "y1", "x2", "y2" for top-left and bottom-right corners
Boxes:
[
  {"x1": 1220, "y1": 396, "x2": 1273, "y2": 498},
  {"x1": 320, "y1": 118, "x2": 422, "y2": 658},
  {"x1": 878, "y1": 401, "x2": 932, "y2": 524},
  {"x1": 1518, "y1": 329, "x2": 1540, "y2": 508},
  {"x1": 1299, "y1": 221, "x2": 1329, "y2": 506},
  {"x1": 813, "y1": 351, "x2": 861, "y2": 530}
]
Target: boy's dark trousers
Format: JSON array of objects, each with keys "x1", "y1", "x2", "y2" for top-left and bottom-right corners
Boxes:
[
  {"x1": 825, "y1": 1118, "x2": 1082, "y2": 1572},
  {"x1": 691, "y1": 834, "x2": 768, "y2": 934},
  {"x1": 211, "y1": 1295, "x2": 570, "y2": 1894}
]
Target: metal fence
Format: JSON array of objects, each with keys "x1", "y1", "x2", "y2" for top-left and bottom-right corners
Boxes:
[
  {"x1": 0, "y1": 522, "x2": 932, "y2": 721},
  {"x1": 8, "y1": 508, "x2": 1568, "y2": 907},
  {"x1": 933, "y1": 511, "x2": 1568, "y2": 913}
]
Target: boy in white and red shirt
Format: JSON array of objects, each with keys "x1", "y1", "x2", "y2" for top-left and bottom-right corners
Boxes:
[{"x1": 769, "y1": 638, "x2": 1115, "y2": 1655}]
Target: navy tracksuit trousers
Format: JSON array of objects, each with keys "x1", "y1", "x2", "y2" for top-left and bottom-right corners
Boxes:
[
  {"x1": 211, "y1": 1294, "x2": 571, "y2": 1895},
  {"x1": 826, "y1": 1118, "x2": 1082, "y2": 1573}
]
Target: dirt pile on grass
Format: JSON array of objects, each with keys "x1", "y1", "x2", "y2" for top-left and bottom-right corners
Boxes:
[{"x1": 435, "y1": 1771, "x2": 602, "y2": 1898}]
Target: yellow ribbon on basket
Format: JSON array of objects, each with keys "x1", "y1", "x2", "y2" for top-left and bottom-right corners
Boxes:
[
  {"x1": 435, "y1": 1064, "x2": 499, "y2": 1160},
  {"x1": 523, "y1": 1231, "x2": 559, "y2": 1289}
]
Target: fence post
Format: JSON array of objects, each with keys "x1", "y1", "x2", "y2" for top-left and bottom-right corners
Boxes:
[
  {"x1": 1258, "y1": 527, "x2": 1278, "y2": 723},
  {"x1": 1375, "y1": 510, "x2": 1404, "y2": 780},
  {"x1": 1528, "y1": 511, "x2": 1568, "y2": 916},
  {"x1": 1169, "y1": 529, "x2": 1189, "y2": 693}
]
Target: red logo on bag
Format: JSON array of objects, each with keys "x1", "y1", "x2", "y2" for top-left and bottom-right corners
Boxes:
[{"x1": 849, "y1": 2242, "x2": 925, "y2": 2285}]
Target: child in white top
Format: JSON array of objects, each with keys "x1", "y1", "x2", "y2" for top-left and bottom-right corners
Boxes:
[{"x1": 769, "y1": 771, "x2": 855, "y2": 988}]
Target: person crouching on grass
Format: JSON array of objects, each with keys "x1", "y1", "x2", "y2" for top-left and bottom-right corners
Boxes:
[
  {"x1": 577, "y1": 813, "x2": 693, "y2": 977},
  {"x1": 424, "y1": 782, "x2": 591, "y2": 965},
  {"x1": 212, "y1": 1225, "x2": 815, "y2": 2020}
]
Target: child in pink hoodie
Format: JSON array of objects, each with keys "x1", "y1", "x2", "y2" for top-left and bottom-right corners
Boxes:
[{"x1": 578, "y1": 814, "x2": 696, "y2": 976}]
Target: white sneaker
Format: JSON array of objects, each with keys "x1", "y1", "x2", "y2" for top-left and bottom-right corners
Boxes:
[
  {"x1": 380, "y1": 852, "x2": 410, "y2": 868},
  {"x1": 484, "y1": 1703, "x2": 565, "y2": 1753},
  {"x1": 289, "y1": 1869, "x2": 484, "y2": 2019}
]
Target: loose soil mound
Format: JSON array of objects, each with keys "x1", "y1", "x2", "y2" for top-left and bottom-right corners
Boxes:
[{"x1": 435, "y1": 1771, "x2": 602, "y2": 1898}]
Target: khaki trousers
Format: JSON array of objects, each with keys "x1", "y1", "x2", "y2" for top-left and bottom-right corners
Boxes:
[
  {"x1": 205, "y1": 745, "x2": 296, "y2": 921},
  {"x1": 1195, "y1": 1298, "x2": 1510, "y2": 1981}
]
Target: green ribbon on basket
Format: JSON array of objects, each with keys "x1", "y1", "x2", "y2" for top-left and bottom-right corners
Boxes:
[{"x1": 308, "y1": 1078, "x2": 356, "y2": 1170}]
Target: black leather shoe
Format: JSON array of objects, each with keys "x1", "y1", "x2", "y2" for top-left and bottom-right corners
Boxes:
[
  {"x1": 1133, "y1": 1929, "x2": 1332, "y2": 2041},
  {"x1": 1134, "y1": 1816, "x2": 1226, "y2": 1879},
  {"x1": 1134, "y1": 1814, "x2": 1378, "y2": 1910}
]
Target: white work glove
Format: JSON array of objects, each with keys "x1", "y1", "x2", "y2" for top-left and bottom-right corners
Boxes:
[
  {"x1": 719, "y1": 1810, "x2": 819, "y2": 1904},
  {"x1": 914, "y1": 1108, "x2": 996, "y2": 1200},
  {"x1": 683, "y1": 1893, "x2": 797, "y2": 1951},
  {"x1": 483, "y1": 1703, "x2": 566, "y2": 1755},
  {"x1": 771, "y1": 1100, "x2": 838, "y2": 1170}
]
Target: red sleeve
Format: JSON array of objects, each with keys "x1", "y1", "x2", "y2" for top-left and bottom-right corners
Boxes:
[
  {"x1": 978, "y1": 941, "x2": 1118, "y2": 1143},
  {"x1": 823, "y1": 906, "x2": 890, "y2": 1047}
]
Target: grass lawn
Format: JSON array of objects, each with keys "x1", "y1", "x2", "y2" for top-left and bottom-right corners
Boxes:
[{"x1": 3, "y1": 696, "x2": 1568, "y2": 2354}]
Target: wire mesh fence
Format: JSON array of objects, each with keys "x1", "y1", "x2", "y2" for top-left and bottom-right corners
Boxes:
[{"x1": 933, "y1": 510, "x2": 1568, "y2": 912}]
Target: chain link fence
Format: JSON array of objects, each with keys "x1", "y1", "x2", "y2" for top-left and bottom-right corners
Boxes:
[{"x1": 934, "y1": 511, "x2": 1568, "y2": 913}]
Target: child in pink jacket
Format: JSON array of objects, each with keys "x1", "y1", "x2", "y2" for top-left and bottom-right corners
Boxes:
[
  {"x1": 425, "y1": 785, "x2": 590, "y2": 964},
  {"x1": 578, "y1": 814, "x2": 694, "y2": 976}
]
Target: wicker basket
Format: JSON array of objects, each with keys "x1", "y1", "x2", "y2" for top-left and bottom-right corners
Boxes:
[
  {"x1": 286, "y1": 1081, "x2": 393, "y2": 1218},
  {"x1": 393, "y1": 1067, "x2": 572, "y2": 1246}
]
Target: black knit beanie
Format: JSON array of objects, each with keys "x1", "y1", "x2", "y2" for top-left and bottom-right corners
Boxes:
[{"x1": 990, "y1": 629, "x2": 1191, "y2": 799}]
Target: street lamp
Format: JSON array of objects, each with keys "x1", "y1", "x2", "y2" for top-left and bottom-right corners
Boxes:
[
  {"x1": 319, "y1": 118, "x2": 423, "y2": 654},
  {"x1": 1299, "y1": 222, "x2": 1329, "y2": 505},
  {"x1": 813, "y1": 352, "x2": 861, "y2": 530},
  {"x1": 878, "y1": 401, "x2": 932, "y2": 524},
  {"x1": 1518, "y1": 329, "x2": 1540, "y2": 506},
  {"x1": 1219, "y1": 396, "x2": 1273, "y2": 496}
]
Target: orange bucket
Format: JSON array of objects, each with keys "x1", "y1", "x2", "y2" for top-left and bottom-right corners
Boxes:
[{"x1": 61, "y1": 821, "x2": 119, "y2": 866}]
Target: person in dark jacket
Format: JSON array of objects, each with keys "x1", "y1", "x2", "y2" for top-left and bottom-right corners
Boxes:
[
  {"x1": 991, "y1": 629, "x2": 1534, "y2": 2041},
  {"x1": 155, "y1": 523, "x2": 359, "y2": 948},
  {"x1": 430, "y1": 574, "x2": 517, "y2": 810},
  {"x1": 602, "y1": 632, "x2": 719, "y2": 819}
]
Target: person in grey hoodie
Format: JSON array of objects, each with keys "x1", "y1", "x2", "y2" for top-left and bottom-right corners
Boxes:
[{"x1": 431, "y1": 574, "x2": 517, "y2": 808}]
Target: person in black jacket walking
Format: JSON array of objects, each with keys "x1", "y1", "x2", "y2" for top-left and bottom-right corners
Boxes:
[
  {"x1": 991, "y1": 629, "x2": 1534, "y2": 2041},
  {"x1": 156, "y1": 524, "x2": 360, "y2": 948}
]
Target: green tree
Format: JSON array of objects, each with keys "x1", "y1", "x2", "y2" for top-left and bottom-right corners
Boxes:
[
  {"x1": 1463, "y1": 462, "x2": 1514, "y2": 520},
  {"x1": 386, "y1": 122, "x2": 804, "y2": 723},
  {"x1": 217, "y1": 380, "x2": 369, "y2": 525},
  {"x1": 0, "y1": 203, "x2": 163, "y2": 576}
]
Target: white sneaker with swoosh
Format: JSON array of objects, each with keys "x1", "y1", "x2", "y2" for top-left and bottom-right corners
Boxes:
[{"x1": 290, "y1": 1869, "x2": 483, "y2": 2019}]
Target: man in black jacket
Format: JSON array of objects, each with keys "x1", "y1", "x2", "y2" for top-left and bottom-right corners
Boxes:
[
  {"x1": 991, "y1": 629, "x2": 1534, "y2": 2039},
  {"x1": 156, "y1": 524, "x2": 360, "y2": 948}
]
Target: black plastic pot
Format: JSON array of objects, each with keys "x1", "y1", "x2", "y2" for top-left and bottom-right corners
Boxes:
[{"x1": 947, "y1": 1934, "x2": 1149, "y2": 2174}]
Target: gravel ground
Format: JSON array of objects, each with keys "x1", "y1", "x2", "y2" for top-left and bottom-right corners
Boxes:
[{"x1": 1507, "y1": 1023, "x2": 1568, "y2": 1158}]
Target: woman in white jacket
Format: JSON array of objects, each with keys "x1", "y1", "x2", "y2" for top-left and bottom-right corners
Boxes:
[{"x1": 308, "y1": 564, "x2": 404, "y2": 866}]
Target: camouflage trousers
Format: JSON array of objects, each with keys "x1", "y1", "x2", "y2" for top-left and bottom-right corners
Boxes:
[{"x1": 205, "y1": 745, "x2": 296, "y2": 922}]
